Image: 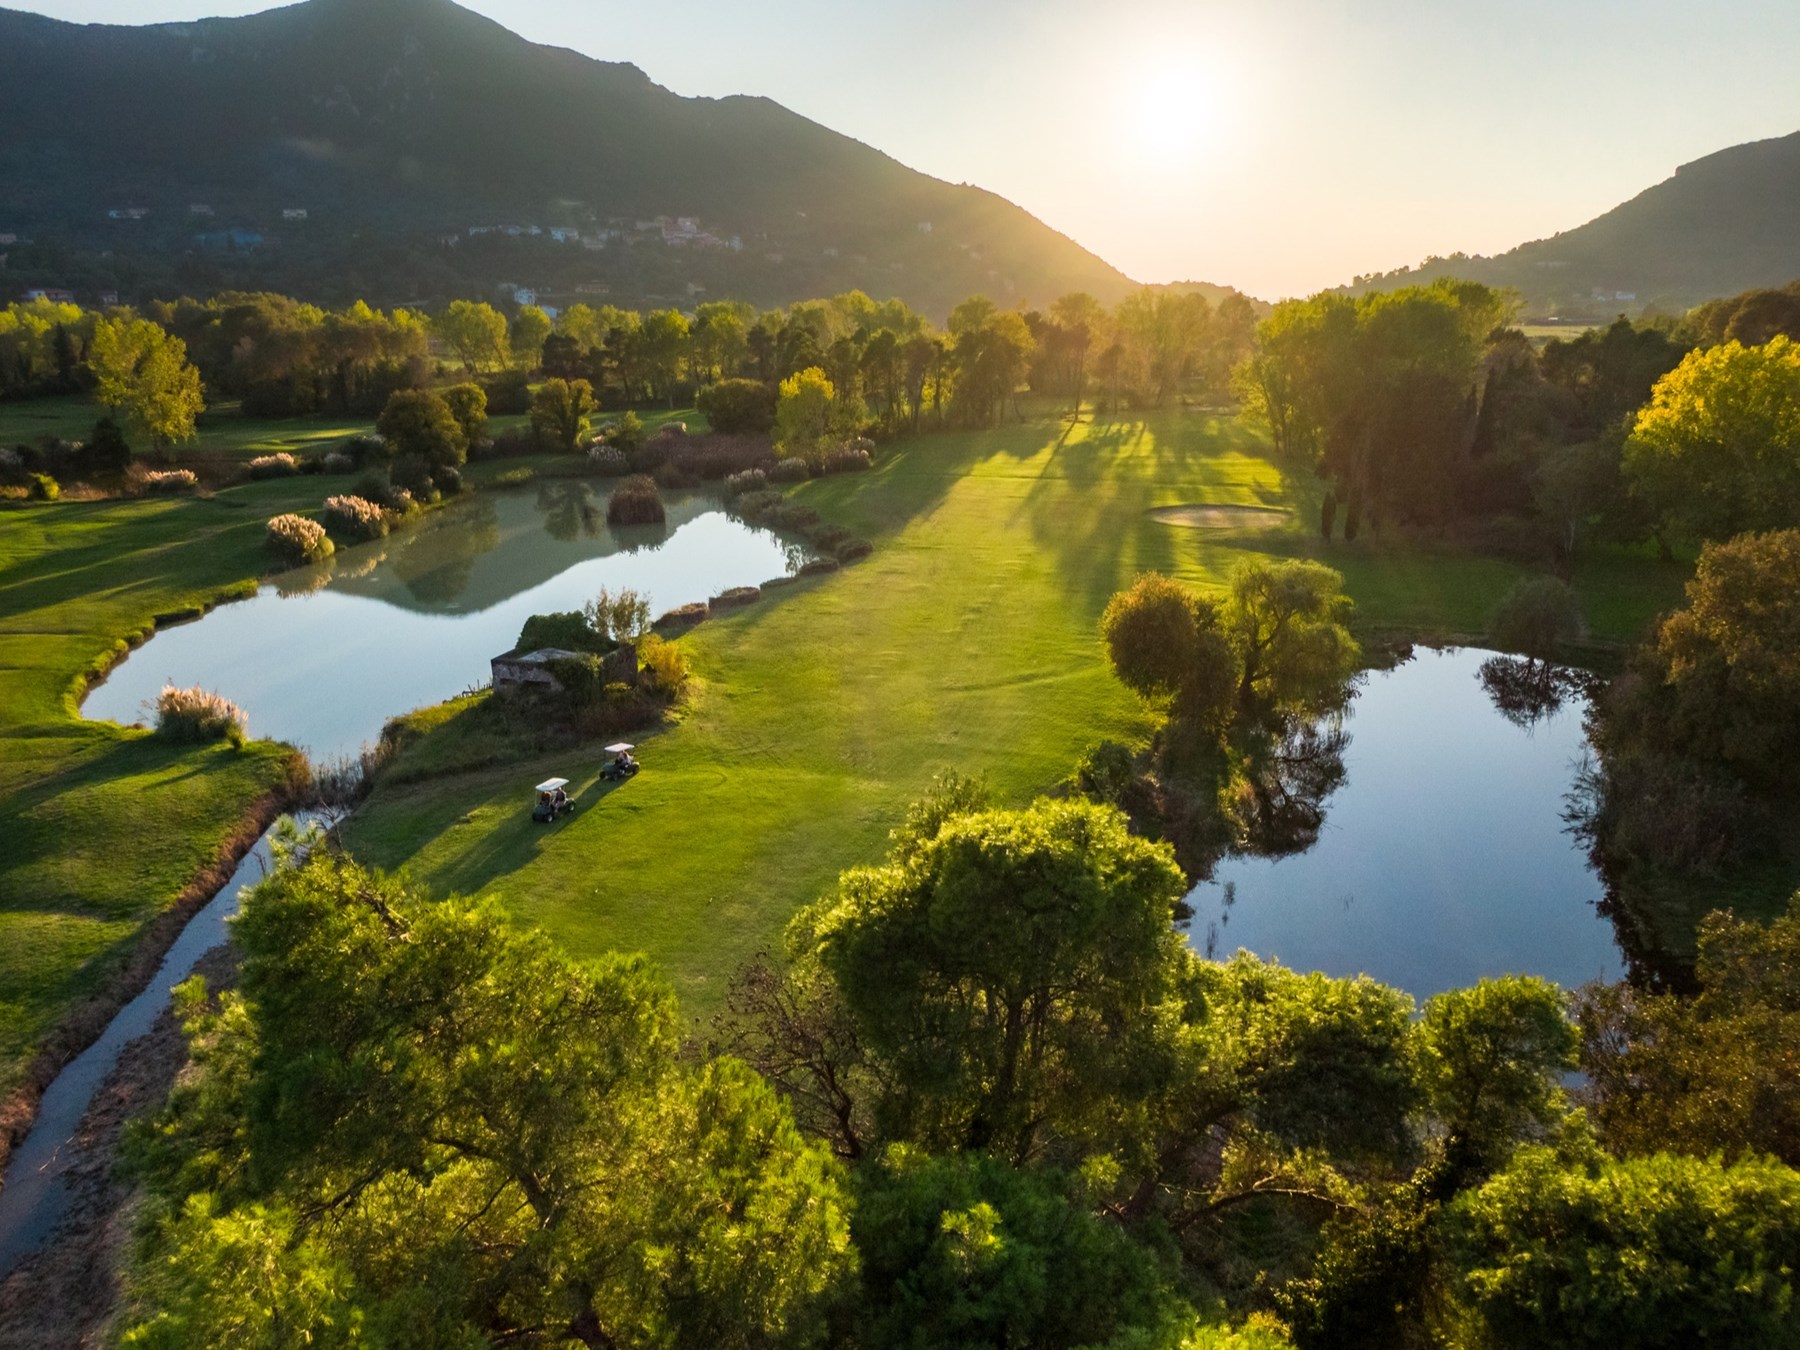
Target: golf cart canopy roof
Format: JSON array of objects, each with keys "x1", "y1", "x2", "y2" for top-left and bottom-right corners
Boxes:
[
  {"x1": 604, "y1": 744, "x2": 635, "y2": 754},
  {"x1": 535, "y1": 778, "x2": 570, "y2": 793}
]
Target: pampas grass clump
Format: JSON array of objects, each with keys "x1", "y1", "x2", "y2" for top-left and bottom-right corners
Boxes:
[
  {"x1": 136, "y1": 467, "x2": 199, "y2": 494},
  {"x1": 266, "y1": 513, "x2": 333, "y2": 565},
  {"x1": 322, "y1": 493, "x2": 389, "y2": 541},
  {"x1": 606, "y1": 474, "x2": 665, "y2": 526},
  {"x1": 247, "y1": 453, "x2": 300, "y2": 480},
  {"x1": 154, "y1": 684, "x2": 248, "y2": 744}
]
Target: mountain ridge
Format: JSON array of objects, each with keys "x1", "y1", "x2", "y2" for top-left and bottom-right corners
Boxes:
[
  {"x1": 1344, "y1": 130, "x2": 1800, "y2": 317},
  {"x1": 0, "y1": 0, "x2": 1152, "y2": 316}
]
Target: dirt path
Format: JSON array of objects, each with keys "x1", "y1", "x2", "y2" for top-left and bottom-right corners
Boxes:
[{"x1": 0, "y1": 948, "x2": 234, "y2": 1350}]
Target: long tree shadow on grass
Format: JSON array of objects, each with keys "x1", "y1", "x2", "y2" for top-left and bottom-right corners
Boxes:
[
  {"x1": 1022, "y1": 408, "x2": 1299, "y2": 621},
  {"x1": 0, "y1": 732, "x2": 291, "y2": 921}
]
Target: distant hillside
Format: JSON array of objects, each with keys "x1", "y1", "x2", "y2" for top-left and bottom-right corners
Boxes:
[
  {"x1": 1151, "y1": 280, "x2": 1272, "y2": 316},
  {"x1": 0, "y1": 0, "x2": 1136, "y2": 316},
  {"x1": 1344, "y1": 132, "x2": 1800, "y2": 318}
]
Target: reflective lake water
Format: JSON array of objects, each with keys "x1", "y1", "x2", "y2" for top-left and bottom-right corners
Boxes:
[
  {"x1": 83, "y1": 485, "x2": 805, "y2": 761},
  {"x1": 1188, "y1": 646, "x2": 1620, "y2": 1001}
]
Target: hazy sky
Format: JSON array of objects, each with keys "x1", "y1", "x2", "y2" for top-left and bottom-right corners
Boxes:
[{"x1": 20, "y1": 0, "x2": 1800, "y2": 297}]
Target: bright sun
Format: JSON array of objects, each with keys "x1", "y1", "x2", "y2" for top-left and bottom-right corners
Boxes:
[{"x1": 1128, "y1": 64, "x2": 1225, "y2": 163}]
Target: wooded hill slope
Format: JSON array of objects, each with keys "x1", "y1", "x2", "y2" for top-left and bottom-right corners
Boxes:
[
  {"x1": 0, "y1": 0, "x2": 1139, "y2": 315},
  {"x1": 1346, "y1": 131, "x2": 1800, "y2": 317}
]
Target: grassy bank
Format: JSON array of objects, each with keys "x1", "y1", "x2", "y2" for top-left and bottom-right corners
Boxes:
[
  {"x1": 0, "y1": 481, "x2": 350, "y2": 1101},
  {"x1": 343, "y1": 407, "x2": 1691, "y2": 1017},
  {"x1": 0, "y1": 393, "x2": 700, "y2": 469}
]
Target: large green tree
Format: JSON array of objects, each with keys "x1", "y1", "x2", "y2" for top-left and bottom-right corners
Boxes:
[
  {"x1": 89, "y1": 314, "x2": 206, "y2": 450},
  {"x1": 434, "y1": 299, "x2": 510, "y2": 374},
  {"x1": 1445, "y1": 1145, "x2": 1800, "y2": 1348},
  {"x1": 799, "y1": 796, "x2": 1190, "y2": 1162},
  {"x1": 1221, "y1": 559, "x2": 1360, "y2": 712},
  {"x1": 530, "y1": 377, "x2": 600, "y2": 452},
  {"x1": 375, "y1": 388, "x2": 466, "y2": 469},
  {"x1": 1624, "y1": 336, "x2": 1800, "y2": 543},
  {"x1": 1578, "y1": 893, "x2": 1800, "y2": 1166}
]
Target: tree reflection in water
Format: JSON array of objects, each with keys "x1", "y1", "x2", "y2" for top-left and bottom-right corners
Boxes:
[
  {"x1": 1157, "y1": 683, "x2": 1356, "y2": 884},
  {"x1": 388, "y1": 494, "x2": 502, "y2": 605},
  {"x1": 537, "y1": 481, "x2": 600, "y2": 542},
  {"x1": 1233, "y1": 710, "x2": 1352, "y2": 859},
  {"x1": 1477, "y1": 656, "x2": 1596, "y2": 731}
]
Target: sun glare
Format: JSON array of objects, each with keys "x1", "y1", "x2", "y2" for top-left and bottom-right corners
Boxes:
[{"x1": 1128, "y1": 63, "x2": 1223, "y2": 163}]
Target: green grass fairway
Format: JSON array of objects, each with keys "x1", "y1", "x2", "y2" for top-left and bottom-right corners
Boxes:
[
  {"x1": 0, "y1": 480, "x2": 337, "y2": 1099},
  {"x1": 0, "y1": 395, "x2": 376, "y2": 465},
  {"x1": 343, "y1": 408, "x2": 1691, "y2": 1018},
  {"x1": 0, "y1": 394, "x2": 701, "y2": 468}
]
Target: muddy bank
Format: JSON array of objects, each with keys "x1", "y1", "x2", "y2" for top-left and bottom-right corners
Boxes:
[
  {"x1": 0, "y1": 787, "x2": 292, "y2": 1185},
  {"x1": 0, "y1": 946, "x2": 235, "y2": 1349}
]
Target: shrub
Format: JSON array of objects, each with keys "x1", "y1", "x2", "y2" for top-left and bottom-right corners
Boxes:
[
  {"x1": 709, "y1": 585, "x2": 760, "y2": 610},
  {"x1": 482, "y1": 368, "x2": 532, "y2": 416},
  {"x1": 389, "y1": 453, "x2": 439, "y2": 502},
  {"x1": 654, "y1": 602, "x2": 709, "y2": 632},
  {"x1": 517, "y1": 611, "x2": 611, "y2": 656},
  {"x1": 832, "y1": 537, "x2": 874, "y2": 562},
  {"x1": 154, "y1": 684, "x2": 247, "y2": 744},
  {"x1": 607, "y1": 474, "x2": 665, "y2": 526},
  {"x1": 247, "y1": 453, "x2": 300, "y2": 480},
  {"x1": 476, "y1": 427, "x2": 538, "y2": 460},
  {"x1": 493, "y1": 466, "x2": 536, "y2": 488},
  {"x1": 323, "y1": 494, "x2": 389, "y2": 541},
  {"x1": 587, "y1": 443, "x2": 629, "y2": 476},
  {"x1": 28, "y1": 472, "x2": 59, "y2": 501},
  {"x1": 626, "y1": 435, "x2": 667, "y2": 475},
  {"x1": 636, "y1": 633, "x2": 690, "y2": 697},
  {"x1": 86, "y1": 416, "x2": 132, "y2": 477},
  {"x1": 1489, "y1": 575, "x2": 1581, "y2": 660},
  {"x1": 697, "y1": 378, "x2": 778, "y2": 435},
  {"x1": 821, "y1": 446, "x2": 873, "y2": 474},
  {"x1": 432, "y1": 463, "x2": 463, "y2": 496},
  {"x1": 724, "y1": 468, "x2": 767, "y2": 498},
  {"x1": 1074, "y1": 741, "x2": 1139, "y2": 805},
  {"x1": 265, "y1": 513, "x2": 333, "y2": 565},
  {"x1": 341, "y1": 433, "x2": 388, "y2": 467},
  {"x1": 442, "y1": 382, "x2": 489, "y2": 448},
  {"x1": 136, "y1": 467, "x2": 199, "y2": 494},
  {"x1": 351, "y1": 471, "x2": 400, "y2": 508},
  {"x1": 609, "y1": 410, "x2": 645, "y2": 453},
  {"x1": 770, "y1": 457, "x2": 812, "y2": 484},
  {"x1": 585, "y1": 586, "x2": 652, "y2": 642},
  {"x1": 572, "y1": 683, "x2": 668, "y2": 739},
  {"x1": 320, "y1": 451, "x2": 354, "y2": 475},
  {"x1": 669, "y1": 433, "x2": 775, "y2": 481},
  {"x1": 732, "y1": 489, "x2": 821, "y2": 534}
]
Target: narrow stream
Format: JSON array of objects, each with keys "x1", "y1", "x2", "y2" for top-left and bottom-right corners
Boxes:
[{"x1": 0, "y1": 822, "x2": 322, "y2": 1277}]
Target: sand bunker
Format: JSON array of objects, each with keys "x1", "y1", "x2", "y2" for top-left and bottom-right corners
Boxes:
[{"x1": 1148, "y1": 504, "x2": 1290, "y2": 530}]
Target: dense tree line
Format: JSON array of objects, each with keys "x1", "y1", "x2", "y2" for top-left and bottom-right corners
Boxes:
[
  {"x1": 1235, "y1": 276, "x2": 1800, "y2": 562},
  {"x1": 120, "y1": 794, "x2": 1800, "y2": 1348}
]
